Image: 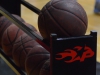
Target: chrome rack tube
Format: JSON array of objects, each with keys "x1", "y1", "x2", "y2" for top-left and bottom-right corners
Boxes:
[
  {"x1": 0, "y1": 48, "x2": 26, "y2": 75},
  {"x1": 21, "y1": 0, "x2": 40, "y2": 15}
]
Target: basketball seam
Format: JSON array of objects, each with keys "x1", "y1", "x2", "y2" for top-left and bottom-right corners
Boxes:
[
  {"x1": 13, "y1": 39, "x2": 35, "y2": 53},
  {"x1": 51, "y1": 0, "x2": 65, "y2": 5},
  {"x1": 39, "y1": 9, "x2": 50, "y2": 39},
  {"x1": 76, "y1": 2, "x2": 87, "y2": 27},
  {"x1": 5, "y1": 35, "x2": 32, "y2": 46},
  {"x1": 18, "y1": 48, "x2": 34, "y2": 68},
  {"x1": 14, "y1": 45, "x2": 33, "y2": 53},
  {"x1": 12, "y1": 28, "x2": 21, "y2": 44},
  {"x1": 29, "y1": 58, "x2": 49, "y2": 75},
  {"x1": 43, "y1": 6, "x2": 52, "y2": 38},
  {"x1": 3, "y1": 29, "x2": 13, "y2": 54},
  {"x1": 45, "y1": 5, "x2": 71, "y2": 36},
  {"x1": 41, "y1": 59, "x2": 50, "y2": 70},
  {"x1": 21, "y1": 36, "x2": 28, "y2": 54},
  {"x1": 7, "y1": 29, "x2": 13, "y2": 46},
  {"x1": 18, "y1": 46, "x2": 34, "y2": 57},
  {"x1": 51, "y1": 2, "x2": 87, "y2": 27},
  {"x1": 47, "y1": 5, "x2": 87, "y2": 35},
  {"x1": 51, "y1": 0, "x2": 76, "y2": 7},
  {"x1": 4, "y1": 28, "x2": 21, "y2": 46},
  {"x1": 4, "y1": 28, "x2": 21, "y2": 55},
  {"x1": 42, "y1": 1, "x2": 87, "y2": 29},
  {"x1": 52, "y1": 5, "x2": 87, "y2": 26},
  {"x1": 14, "y1": 34, "x2": 28, "y2": 44}
]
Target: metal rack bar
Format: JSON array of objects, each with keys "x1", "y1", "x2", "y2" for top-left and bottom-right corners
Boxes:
[
  {"x1": 0, "y1": 48, "x2": 26, "y2": 75},
  {"x1": 21, "y1": 0, "x2": 40, "y2": 15}
]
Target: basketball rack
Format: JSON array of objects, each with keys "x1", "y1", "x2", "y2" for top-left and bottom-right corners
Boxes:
[{"x1": 0, "y1": 0, "x2": 97, "y2": 75}]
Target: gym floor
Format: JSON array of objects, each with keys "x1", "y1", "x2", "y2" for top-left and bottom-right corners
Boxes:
[{"x1": 0, "y1": 0, "x2": 100, "y2": 75}]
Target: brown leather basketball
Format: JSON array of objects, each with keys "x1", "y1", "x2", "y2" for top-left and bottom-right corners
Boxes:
[
  {"x1": 25, "y1": 45, "x2": 50, "y2": 75},
  {"x1": 1, "y1": 22, "x2": 34, "y2": 57},
  {"x1": 39, "y1": 59, "x2": 50, "y2": 75},
  {"x1": 0, "y1": 14, "x2": 25, "y2": 47},
  {"x1": 38, "y1": 0, "x2": 88, "y2": 42},
  {"x1": 12, "y1": 33, "x2": 39, "y2": 70}
]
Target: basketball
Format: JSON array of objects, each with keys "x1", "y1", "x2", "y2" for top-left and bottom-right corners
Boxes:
[
  {"x1": 39, "y1": 59, "x2": 50, "y2": 75},
  {"x1": 1, "y1": 22, "x2": 33, "y2": 57},
  {"x1": 25, "y1": 45, "x2": 50, "y2": 75},
  {"x1": 38, "y1": 0, "x2": 88, "y2": 42},
  {"x1": 12, "y1": 33, "x2": 39, "y2": 70},
  {"x1": 0, "y1": 14, "x2": 25, "y2": 47}
]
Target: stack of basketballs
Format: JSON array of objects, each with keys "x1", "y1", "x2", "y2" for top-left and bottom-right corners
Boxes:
[
  {"x1": 0, "y1": 14, "x2": 50, "y2": 75},
  {"x1": 0, "y1": 0, "x2": 88, "y2": 75}
]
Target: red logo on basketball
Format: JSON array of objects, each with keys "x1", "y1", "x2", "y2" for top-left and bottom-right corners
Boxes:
[{"x1": 55, "y1": 45, "x2": 94, "y2": 63}]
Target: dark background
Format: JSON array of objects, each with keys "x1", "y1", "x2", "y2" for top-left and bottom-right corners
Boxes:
[{"x1": 0, "y1": 58, "x2": 100, "y2": 75}]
